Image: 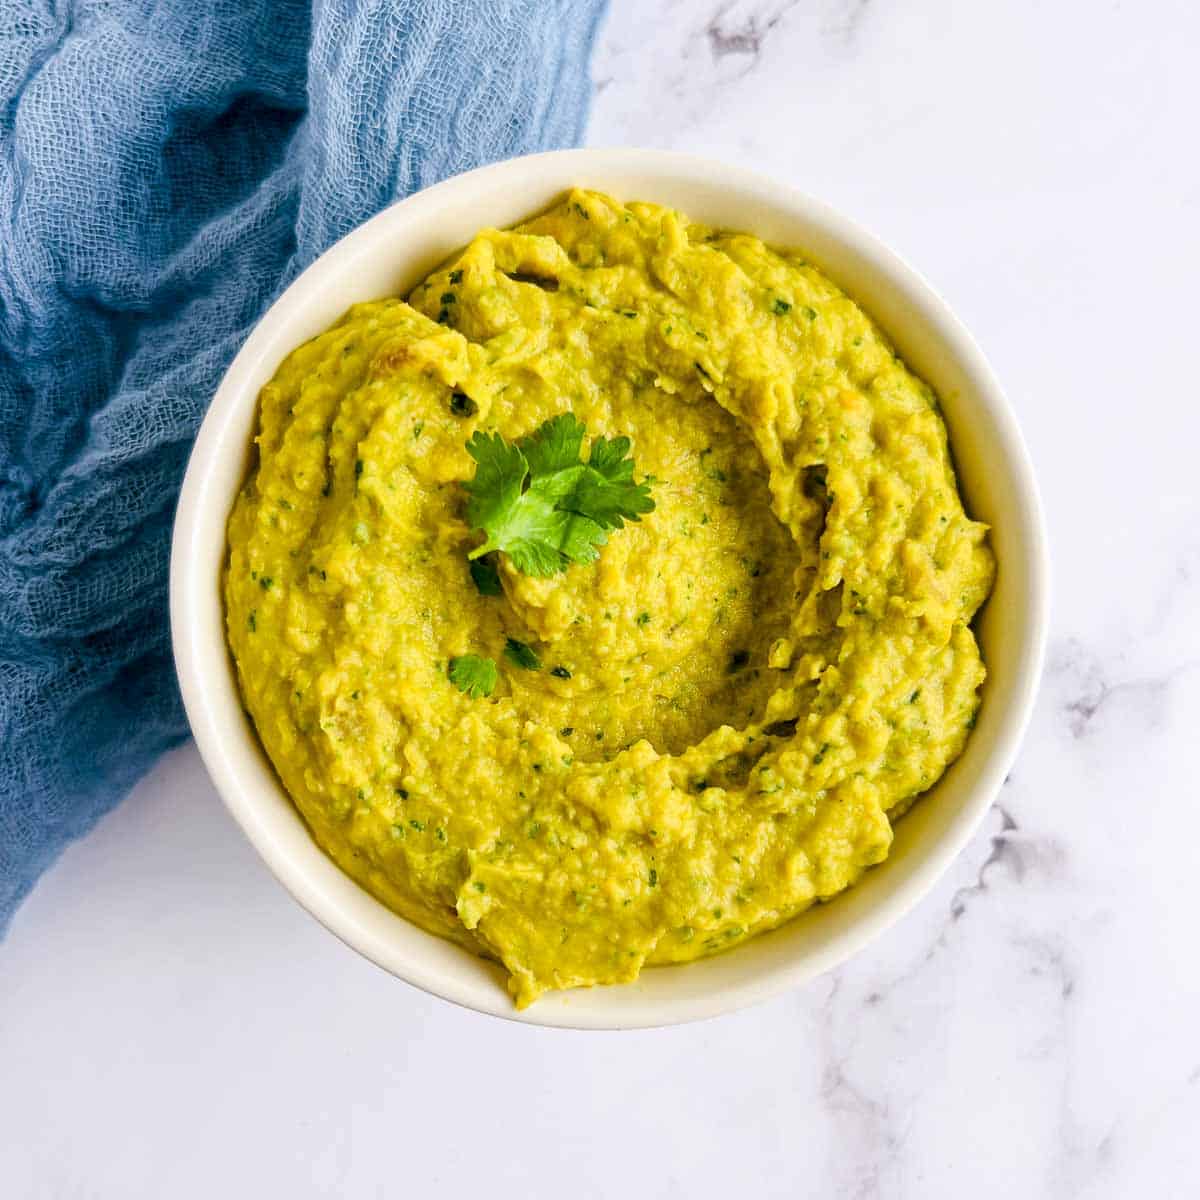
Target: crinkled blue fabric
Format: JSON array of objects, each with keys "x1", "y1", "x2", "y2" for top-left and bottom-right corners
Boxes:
[{"x1": 0, "y1": 0, "x2": 607, "y2": 928}]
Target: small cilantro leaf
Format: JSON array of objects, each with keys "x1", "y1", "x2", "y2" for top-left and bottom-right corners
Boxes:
[
  {"x1": 504, "y1": 638, "x2": 542, "y2": 670},
  {"x1": 462, "y1": 414, "x2": 655, "y2": 577},
  {"x1": 448, "y1": 654, "x2": 497, "y2": 698}
]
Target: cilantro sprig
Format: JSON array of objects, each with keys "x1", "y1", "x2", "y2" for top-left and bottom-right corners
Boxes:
[{"x1": 462, "y1": 413, "x2": 655, "y2": 578}]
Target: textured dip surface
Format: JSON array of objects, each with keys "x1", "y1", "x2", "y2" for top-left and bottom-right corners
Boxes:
[{"x1": 225, "y1": 190, "x2": 994, "y2": 1007}]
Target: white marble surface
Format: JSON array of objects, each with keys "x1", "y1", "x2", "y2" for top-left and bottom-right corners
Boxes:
[{"x1": 4, "y1": 2, "x2": 1198, "y2": 1195}]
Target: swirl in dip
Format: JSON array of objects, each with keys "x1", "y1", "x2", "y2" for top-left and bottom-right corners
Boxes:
[{"x1": 225, "y1": 190, "x2": 994, "y2": 1007}]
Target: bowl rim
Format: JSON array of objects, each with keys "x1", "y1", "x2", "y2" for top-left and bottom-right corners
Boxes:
[{"x1": 170, "y1": 146, "x2": 1050, "y2": 1029}]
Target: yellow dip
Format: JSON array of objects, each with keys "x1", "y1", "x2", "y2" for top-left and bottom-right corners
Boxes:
[{"x1": 225, "y1": 190, "x2": 994, "y2": 1007}]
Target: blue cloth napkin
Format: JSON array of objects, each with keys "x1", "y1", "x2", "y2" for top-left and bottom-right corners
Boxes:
[{"x1": 0, "y1": 0, "x2": 607, "y2": 929}]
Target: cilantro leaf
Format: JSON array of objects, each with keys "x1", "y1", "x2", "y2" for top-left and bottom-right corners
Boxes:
[
  {"x1": 587, "y1": 433, "x2": 635, "y2": 478},
  {"x1": 462, "y1": 414, "x2": 655, "y2": 577},
  {"x1": 463, "y1": 432, "x2": 526, "y2": 535},
  {"x1": 448, "y1": 654, "x2": 497, "y2": 698},
  {"x1": 573, "y1": 435, "x2": 657, "y2": 530},
  {"x1": 520, "y1": 412, "x2": 587, "y2": 476}
]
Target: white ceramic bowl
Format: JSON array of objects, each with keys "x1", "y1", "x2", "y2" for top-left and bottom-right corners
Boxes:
[{"x1": 170, "y1": 148, "x2": 1049, "y2": 1029}]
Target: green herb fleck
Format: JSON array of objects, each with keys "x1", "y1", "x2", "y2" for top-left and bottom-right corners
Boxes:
[
  {"x1": 247, "y1": 610, "x2": 257, "y2": 633},
  {"x1": 448, "y1": 269, "x2": 463, "y2": 285},
  {"x1": 648, "y1": 868, "x2": 658, "y2": 887},
  {"x1": 259, "y1": 576, "x2": 273, "y2": 591},
  {"x1": 550, "y1": 666, "x2": 572, "y2": 680},
  {"x1": 440, "y1": 292, "x2": 457, "y2": 305},
  {"x1": 410, "y1": 819, "x2": 425, "y2": 832},
  {"x1": 469, "y1": 556, "x2": 502, "y2": 596},
  {"x1": 772, "y1": 297, "x2": 792, "y2": 315},
  {"x1": 504, "y1": 638, "x2": 542, "y2": 671},
  {"x1": 636, "y1": 611, "x2": 651, "y2": 626},
  {"x1": 450, "y1": 391, "x2": 478, "y2": 418}
]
